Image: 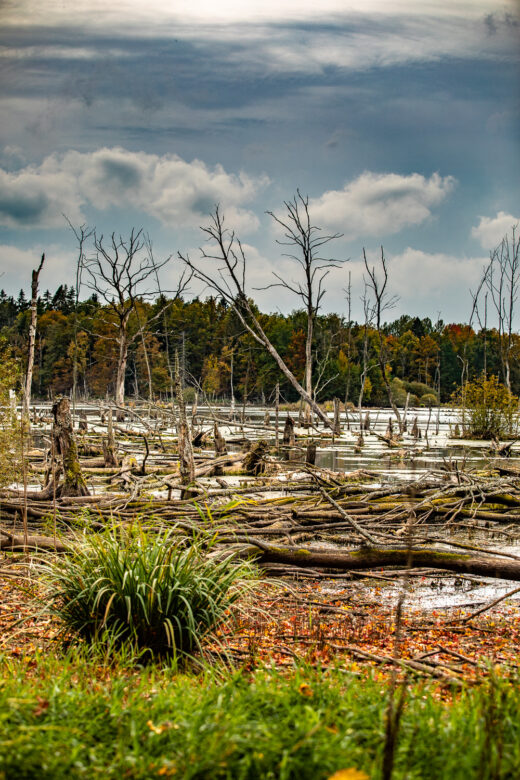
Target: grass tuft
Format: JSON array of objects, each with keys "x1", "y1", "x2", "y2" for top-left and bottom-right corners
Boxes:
[{"x1": 43, "y1": 526, "x2": 257, "y2": 659}]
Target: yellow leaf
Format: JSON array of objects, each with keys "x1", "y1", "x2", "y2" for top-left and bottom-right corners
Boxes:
[
  {"x1": 298, "y1": 682, "x2": 313, "y2": 697},
  {"x1": 327, "y1": 770, "x2": 369, "y2": 780},
  {"x1": 147, "y1": 720, "x2": 165, "y2": 734}
]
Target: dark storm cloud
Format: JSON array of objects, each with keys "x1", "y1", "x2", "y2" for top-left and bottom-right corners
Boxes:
[{"x1": 0, "y1": 190, "x2": 48, "y2": 225}]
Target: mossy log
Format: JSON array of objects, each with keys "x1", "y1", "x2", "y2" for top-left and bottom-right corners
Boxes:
[{"x1": 244, "y1": 542, "x2": 520, "y2": 582}]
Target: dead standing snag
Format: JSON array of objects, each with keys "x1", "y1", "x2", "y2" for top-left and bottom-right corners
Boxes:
[
  {"x1": 52, "y1": 397, "x2": 90, "y2": 497},
  {"x1": 263, "y1": 191, "x2": 345, "y2": 425},
  {"x1": 179, "y1": 207, "x2": 337, "y2": 432}
]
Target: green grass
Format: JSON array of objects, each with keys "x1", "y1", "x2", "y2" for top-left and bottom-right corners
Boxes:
[
  {"x1": 1, "y1": 649, "x2": 520, "y2": 779},
  {"x1": 42, "y1": 527, "x2": 257, "y2": 659}
]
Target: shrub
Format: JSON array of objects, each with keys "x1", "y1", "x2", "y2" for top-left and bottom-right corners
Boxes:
[
  {"x1": 420, "y1": 393, "x2": 438, "y2": 407},
  {"x1": 45, "y1": 528, "x2": 258, "y2": 659},
  {"x1": 405, "y1": 380, "x2": 437, "y2": 399},
  {"x1": 453, "y1": 374, "x2": 519, "y2": 439}
]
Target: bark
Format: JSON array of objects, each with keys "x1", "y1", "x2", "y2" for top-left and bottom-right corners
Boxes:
[
  {"x1": 283, "y1": 416, "x2": 295, "y2": 446},
  {"x1": 115, "y1": 328, "x2": 129, "y2": 416},
  {"x1": 52, "y1": 398, "x2": 90, "y2": 497},
  {"x1": 102, "y1": 407, "x2": 119, "y2": 467},
  {"x1": 0, "y1": 531, "x2": 69, "y2": 553},
  {"x1": 333, "y1": 397, "x2": 341, "y2": 437},
  {"x1": 244, "y1": 440, "x2": 269, "y2": 476},
  {"x1": 306, "y1": 442, "x2": 317, "y2": 465},
  {"x1": 174, "y1": 354, "x2": 195, "y2": 499},
  {"x1": 245, "y1": 542, "x2": 520, "y2": 581},
  {"x1": 23, "y1": 254, "x2": 45, "y2": 419}
]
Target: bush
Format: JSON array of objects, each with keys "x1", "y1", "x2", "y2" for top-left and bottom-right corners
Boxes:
[
  {"x1": 405, "y1": 380, "x2": 437, "y2": 399},
  {"x1": 420, "y1": 393, "x2": 438, "y2": 407},
  {"x1": 453, "y1": 374, "x2": 519, "y2": 439},
  {"x1": 45, "y1": 528, "x2": 258, "y2": 658}
]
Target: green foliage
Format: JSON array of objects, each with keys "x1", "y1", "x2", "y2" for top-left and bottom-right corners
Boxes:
[
  {"x1": 454, "y1": 374, "x2": 519, "y2": 439},
  {"x1": 404, "y1": 380, "x2": 437, "y2": 401},
  {"x1": 44, "y1": 527, "x2": 258, "y2": 659},
  {"x1": 2, "y1": 654, "x2": 520, "y2": 778},
  {"x1": 420, "y1": 393, "x2": 438, "y2": 407}
]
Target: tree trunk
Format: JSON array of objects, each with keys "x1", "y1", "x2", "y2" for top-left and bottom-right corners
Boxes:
[
  {"x1": 52, "y1": 398, "x2": 90, "y2": 497},
  {"x1": 115, "y1": 329, "x2": 128, "y2": 416},
  {"x1": 174, "y1": 354, "x2": 195, "y2": 499},
  {"x1": 283, "y1": 416, "x2": 295, "y2": 446},
  {"x1": 333, "y1": 397, "x2": 341, "y2": 437},
  {"x1": 245, "y1": 542, "x2": 520, "y2": 582},
  {"x1": 23, "y1": 254, "x2": 45, "y2": 420},
  {"x1": 304, "y1": 313, "x2": 313, "y2": 426},
  {"x1": 102, "y1": 407, "x2": 119, "y2": 467}
]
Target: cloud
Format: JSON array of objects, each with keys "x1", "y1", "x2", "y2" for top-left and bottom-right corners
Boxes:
[
  {"x1": 0, "y1": 244, "x2": 75, "y2": 292},
  {"x1": 314, "y1": 246, "x2": 488, "y2": 322},
  {"x1": 307, "y1": 172, "x2": 456, "y2": 238},
  {"x1": 471, "y1": 211, "x2": 519, "y2": 250},
  {"x1": 0, "y1": 148, "x2": 268, "y2": 232}
]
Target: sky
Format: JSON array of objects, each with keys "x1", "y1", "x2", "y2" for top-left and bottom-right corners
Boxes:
[{"x1": 0, "y1": 0, "x2": 518, "y2": 323}]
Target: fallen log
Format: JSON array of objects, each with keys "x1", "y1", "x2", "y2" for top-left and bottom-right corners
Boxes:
[
  {"x1": 242, "y1": 541, "x2": 520, "y2": 582},
  {"x1": 0, "y1": 530, "x2": 70, "y2": 552}
]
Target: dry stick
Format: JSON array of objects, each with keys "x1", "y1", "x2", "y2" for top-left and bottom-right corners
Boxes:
[
  {"x1": 459, "y1": 585, "x2": 520, "y2": 624},
  {"x1": 316, "y1": 486, "x2": 383, "y2": 545}
]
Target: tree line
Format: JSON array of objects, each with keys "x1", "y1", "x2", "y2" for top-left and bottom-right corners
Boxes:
[
  {"x1": 1, "y1": 283, "x2": 518, "y2": 407},
  {"x1": 2, "y1": 202, "x2": 518, "y2": 412}
]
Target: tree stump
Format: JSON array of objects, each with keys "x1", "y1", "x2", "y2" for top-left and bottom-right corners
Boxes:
[
  {"x1": 212, "y1": 424, "x2": 228, "y2": 476},
  {"x1": 102, "y1": 407, "x2": 119, "y2": 467},
  {"x1": 244, "y1": 439, "x2": 269, "y2": 476},
  {"x1": 305, "y1": 442, "x2": 317, "y2": 465},
  {"x1": 283, "y1": 416, "x2": 295, "y2": 446},
  {"x1": 52, "y1": 398, "x2": 90, "y2": 497},
  {"x1": 333, "y1": 397, "x2": 342, "y2": 436}
]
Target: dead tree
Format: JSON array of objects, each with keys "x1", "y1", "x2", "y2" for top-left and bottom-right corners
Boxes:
[
  {"x1": 102, "y1": 406, "x2": 119, "y2": 467},
  {"x1": 23, "y1": 254, "x2": 45, "y2": 420},
  {"x1": 174, "y1": 353, "x2": 195, "y2": 499},
  {"x1": 283, "y1": 416, "x2": 295, "y2": 446},
  {"x1": 65, "y1": 219, "x2": 95, "y2": 416},
  {"x1": 262, "y1": 192, "x2": 344, "y2": 424},
  {"x1": 363, "y1": 248, "x2": 403, "y2": 433},
  {"x1": 82, "y1": 228, "x2": 189, "y2": 412},
  {"x1": 179, "y1": 207, "x2": 336, "y2": 431},
  {"x1": 474, "y1": 226, "x2": 520, "y2": 390},
  {"x1": 52, "y1": 398, "x2": 90, "y2": 497}
]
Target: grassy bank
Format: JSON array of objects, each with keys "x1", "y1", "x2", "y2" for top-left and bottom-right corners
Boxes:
[{"x1": 0, "y1": 649, "x2": 519, "y2": 779}]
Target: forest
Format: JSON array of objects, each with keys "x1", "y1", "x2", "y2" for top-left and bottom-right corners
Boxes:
[{"x1": 1, "y1": 283, "x2": 517, "y2": 406}]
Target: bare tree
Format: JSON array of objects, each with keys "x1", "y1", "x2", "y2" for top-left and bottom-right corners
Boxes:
[
  {"x1": 64, "y1": 219, "x2": 94, "y2": 415},
  {"x1": 358, "y1": 284, "x2": 374, "y2": 428},
  {"x1": 263, "y1": 191, "x2": 344, "y2": 424},
  {"x1": 363, "y1": 247, "x2": 403, "y2": 433},
  {"x1": 475, "y1": 226, "x2": 520, "y2": 391},
  {"x1": 82, "y1": 229, "x2": 189, "y2": 409},
  {"x1": 179, "y1": 207, "x2": 336, "y2": 431},
  {"x1": 23, "y1": 253, "x2": 45, "y2": 420}
]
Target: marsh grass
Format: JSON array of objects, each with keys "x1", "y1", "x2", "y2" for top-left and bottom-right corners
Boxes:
[
  {"x1": 43, "y1": 526, "x2": 258, "y2": 660},
  {"x1": 1, "y1": 650, "x2": 520, "y2": 779}
]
